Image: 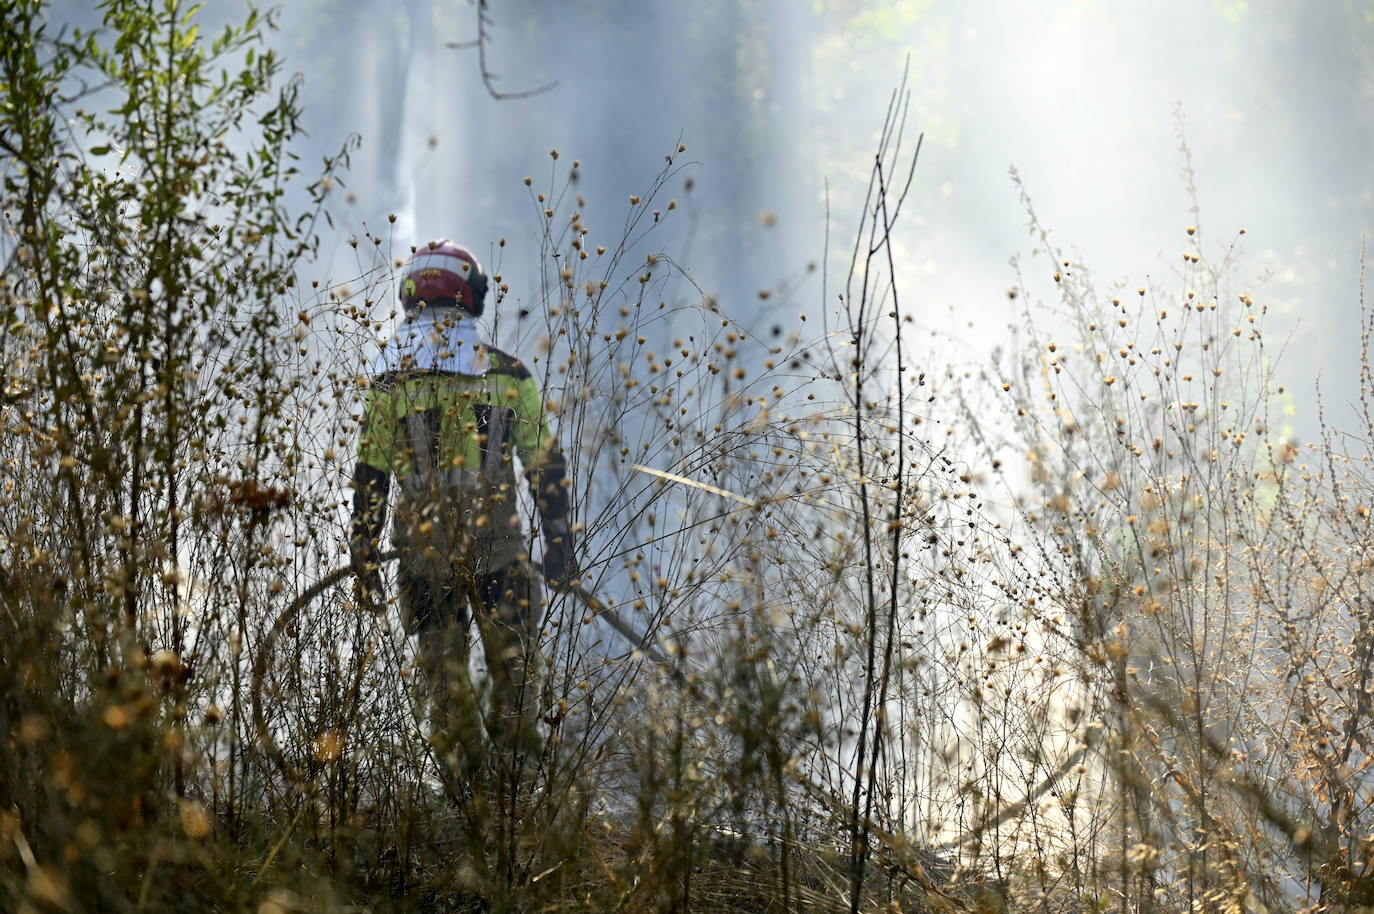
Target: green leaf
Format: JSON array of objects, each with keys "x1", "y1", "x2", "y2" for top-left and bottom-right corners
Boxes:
[{"x1": 176, "y1": 24, "x2": 199, "y2": 52}]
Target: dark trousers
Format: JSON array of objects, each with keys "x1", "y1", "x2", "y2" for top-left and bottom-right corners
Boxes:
[{"x1": 398, "y1": 559, "x2": 543, "y2": 774}]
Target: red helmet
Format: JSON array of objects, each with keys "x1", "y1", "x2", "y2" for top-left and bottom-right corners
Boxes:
[{"x1": 399, "y1": 240, "x2": 488, "y2": 316}]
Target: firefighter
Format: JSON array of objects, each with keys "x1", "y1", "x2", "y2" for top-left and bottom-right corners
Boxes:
[{"x1": 349, "y1": 239, "x2": 576, "y2": 781}]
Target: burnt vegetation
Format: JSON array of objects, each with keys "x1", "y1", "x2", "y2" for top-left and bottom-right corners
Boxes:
[{"x1": 2, "y1": 2, "x2": 1372, "y2": 912}]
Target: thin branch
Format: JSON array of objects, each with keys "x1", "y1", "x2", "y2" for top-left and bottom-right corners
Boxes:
[{"x1": 461, "y1": 0, "x2": 559, "y2": 102}]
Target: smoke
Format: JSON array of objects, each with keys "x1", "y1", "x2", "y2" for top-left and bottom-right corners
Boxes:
[{"x1": 44, "y1": 0, "x2": 1374, "y2": 428}]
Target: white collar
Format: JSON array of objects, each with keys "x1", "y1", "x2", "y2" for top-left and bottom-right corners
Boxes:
[{"x1": 371, "y1": 308, "x2": 490, "y2": 376}]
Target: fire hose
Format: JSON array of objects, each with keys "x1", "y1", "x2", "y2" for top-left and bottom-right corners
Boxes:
[
  {"x1": 249, "y1": 556, "x2": 1091, "y2": 862},
  {"x1": 250, "y1": 553, "x2": 674, "y2": 783}
]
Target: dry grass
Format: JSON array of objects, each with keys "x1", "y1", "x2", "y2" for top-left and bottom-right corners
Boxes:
[{"x1": 2, "y1": 4, "x2": 1372, "y2": 913}]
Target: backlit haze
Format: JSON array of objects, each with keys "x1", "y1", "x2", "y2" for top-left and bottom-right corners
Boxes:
[{"x1": 263, "y1": 0, "x2": 1374, "y2": 443}]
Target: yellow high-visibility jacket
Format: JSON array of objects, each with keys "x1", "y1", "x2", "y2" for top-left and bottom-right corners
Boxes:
[{"x1": 351, "y1": 309, "x2": 568, "y2": 579}]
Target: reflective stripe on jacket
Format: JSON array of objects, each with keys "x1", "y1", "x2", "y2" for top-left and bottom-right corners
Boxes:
[{"x1": 356, "y1": 327, "x2": 563, "y2": 577}]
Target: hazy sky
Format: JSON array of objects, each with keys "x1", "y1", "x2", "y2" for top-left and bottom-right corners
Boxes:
[{"x1": 272, "y1": 0, "x2": 1373, "y2": 440}]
